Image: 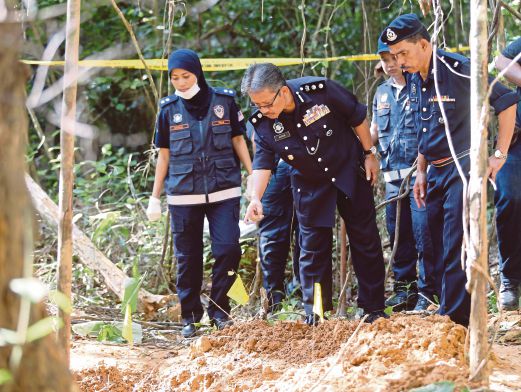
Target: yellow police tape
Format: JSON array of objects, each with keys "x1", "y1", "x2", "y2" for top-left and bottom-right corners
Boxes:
[{"x1": 21, "y1": 46, "x2": 469, "y2": 71}]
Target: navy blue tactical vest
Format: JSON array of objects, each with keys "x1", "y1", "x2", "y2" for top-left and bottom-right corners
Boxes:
[
  {"x1": 159, "y1": 88, "x2": 241, "y2": 205},
  {"x1": 373, "y1": 79, "x2": 418, "y2": 171}
]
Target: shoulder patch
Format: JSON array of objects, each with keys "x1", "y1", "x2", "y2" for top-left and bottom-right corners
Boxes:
[
  {"x1": 214, "y1": 87, "x2": 236, "y2": 97},
  {"x1": 298, "y1": 79, "x2": 327, "y2": 93},
  {"x1": 159, "y1": 94, "x2": 178, "y2": 108},
  {"x1": 248, "y1": 110, "x2": 264, "y2": 127}
]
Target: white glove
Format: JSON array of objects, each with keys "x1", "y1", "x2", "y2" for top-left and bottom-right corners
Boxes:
[
  {"x1": 245, "y1": 174, "x2": 254, "y2": 201},
  {"x1": 146, "y1": 196, "x2": 162, "y2": 221}
]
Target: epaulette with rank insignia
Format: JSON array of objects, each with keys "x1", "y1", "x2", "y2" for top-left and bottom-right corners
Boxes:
[
  {"x1": 214, "y1": 87, "x2": 236, "y2": 97},
  {"x1": 159, "y1": 94, "x2": 178, "y2": 108},
  {"x1": 298, "y1": 79, "x2": 327, "y2": 93},
  {"x1": 248, "y1": 110, "x2": 264, "y2": 127}
]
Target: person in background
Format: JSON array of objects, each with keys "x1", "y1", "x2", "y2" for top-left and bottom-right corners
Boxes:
[
  {"x1": 494, "y1": 37, "x2": 521, "y2": 310},
  {"x1": 246, "y1": 121, "x2": 301, "y2": 314},
  {"x1": 371, "y1": 37, "x2": 438, "y2": 312},
  {"x1": 146, "y1": 49, "x2": 252, "y2": 338},
  {"x1": 381, "y1": 14, "x2": 517, "y2": 326}
]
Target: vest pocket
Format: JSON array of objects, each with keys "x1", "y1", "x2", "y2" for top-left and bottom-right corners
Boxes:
[
  {"x1": 170, "y1": 130, "x2": 193, "y2": 156},
  {"x1": 212, "y1": 125, "x2": 232, "y2": 150},
  {"x1": 215, "y1": 157, "x2": 240, "y2": 189},
  {"x1": 169, "y1": 163, "x2": 194, "y2": 194}
]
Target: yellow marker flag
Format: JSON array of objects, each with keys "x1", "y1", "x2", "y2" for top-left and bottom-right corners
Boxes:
[
  {"x1": 313, "y1": 283, "x2": 324, "y2": 322},
  {"x1": 122, "y1": 303, "x2": 133, "y2": 346},
  {"x1": 227, "y1": 273, "x2": 249, "y2": 305}
]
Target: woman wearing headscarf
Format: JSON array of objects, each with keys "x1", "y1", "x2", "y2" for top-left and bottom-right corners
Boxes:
[{"x1": 146, "y1": 49, "x2": 252, "y2": 338}]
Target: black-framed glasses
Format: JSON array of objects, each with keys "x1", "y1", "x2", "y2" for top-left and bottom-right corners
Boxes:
[{"x1": 250, "y1": 87, "x2": 282, "y2": 110}]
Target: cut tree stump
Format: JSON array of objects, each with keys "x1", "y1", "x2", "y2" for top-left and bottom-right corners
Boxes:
[{"x1": 25, "y1": 174, "x2": 174, "y2": 315}]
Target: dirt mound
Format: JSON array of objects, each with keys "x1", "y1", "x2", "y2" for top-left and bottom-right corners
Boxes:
[
  {"x1": 74, "y1": 362, "x2": 159, "y2": 392},
  {"x1": 74, "y1": 314, "x2": 476, "y2": 391},
  {"x1": 207, "y1": 318, "x2": 357, "y2": 364}
]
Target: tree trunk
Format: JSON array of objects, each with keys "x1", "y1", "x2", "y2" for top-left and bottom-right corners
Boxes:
[
  {"x1": 57, "y1": 0, "x2": 81, "y2": 363},
  {"x1": 0, "y1": 13, "x2": 73, "y2": 392},
  {"x1": 468, "y1": 0, "x2": 490, "y2": 385}
]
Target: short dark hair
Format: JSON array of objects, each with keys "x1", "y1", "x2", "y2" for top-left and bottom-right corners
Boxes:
[{"x1": 241, "y1": 63, "x2": 286, "y2": 96}]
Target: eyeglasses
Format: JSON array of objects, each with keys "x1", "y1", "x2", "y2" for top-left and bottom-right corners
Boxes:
[{"x1": 250, "y1": 87, "x2": 282, "y2": 110}]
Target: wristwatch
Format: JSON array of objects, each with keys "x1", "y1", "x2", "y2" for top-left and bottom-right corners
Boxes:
[
  {"x1": 494, "y1": 149, "x2": 508, "y2": 160},
  {"x1": 364, "y1": 146, "x2": 377, "y2": 156}
]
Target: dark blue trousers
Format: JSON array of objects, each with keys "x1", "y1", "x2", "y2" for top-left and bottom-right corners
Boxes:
[
  {"x1": 258, "y1": 160, "x2": 300, "y2": 308},
  {"x1": 495, "y1": 138, "x2": 521, "y2": 285},
  {"x1": 426, "y1": 157, "x2": 470, "y2": 326},
  {"x1": 169, "y1": 198, "x2": 241, "y2": 324},
  {"x1": 385, "y1": 181, "x2": 438, "y2": 298},
  {"x1": 299, "y1": 175, "x2": 385, "y2": 315}
]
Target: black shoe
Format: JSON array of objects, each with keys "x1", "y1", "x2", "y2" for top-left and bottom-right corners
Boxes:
[
  {"x1": 413, "y1": 295, "x2": 432, "y2": 311},
  {"x1": 304, "y1": 313, "x2": 320, "y2": 326},
  {"x1": 385, "y1": 290, "x2": 418, "y2": 311},
  {"x1": 212, "y1": 317, "x2": 233, "y2": 330},
  {"x1": 499, "y1": 282, "x2": 520, "y2": 311},
  {"x1": 181, "y1": 323, "x2": 197, "y2": 338},
  {"x1": 363, "y1": 310, "x2": 389, "y2": 323}
]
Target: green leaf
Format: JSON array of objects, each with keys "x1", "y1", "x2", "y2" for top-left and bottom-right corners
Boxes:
[
  {"x1": 410, "y1": 381, "x2": 455, "y2": 392},
  {"x1": 121, "y1": 277, "x2": 140, "y2": 314},
  {"x1": 26, "y1": 317, "x2": 63, "y2": 343},
  {"x1": 48, "y1": 290, "x2": 73, "y2": 314},
  {"x1": 384, "y1": 306, "x2": 393, "y2": 316},
  {"x1": 0, "y1": 369, "x2": 12, "y2": 385}
]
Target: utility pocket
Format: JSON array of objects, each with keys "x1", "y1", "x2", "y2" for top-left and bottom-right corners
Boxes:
[
  {"x1": 168, "y1": 163, "x2": 194, "y2": 194},
  {"x1": 215, "y1": 157, "x2": 240, "y2": 188},
  {"x1": 170, "y1": 130, "x2": 192, "y2": 156},
  {"x1": 212, "y1": 125, "x2": 232, "y2": 150}
]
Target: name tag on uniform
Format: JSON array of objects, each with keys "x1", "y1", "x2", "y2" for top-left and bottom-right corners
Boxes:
[
  {"x1": 274, "y1": 131, "x2": 291, "y2": 141},
  {"x1": 377, "y1": 103, "x2": 390, "y2": 110},
  {"x1": 428, "y1": 95, "x2": 456, "y2": 103},
  {"x1": 170, "y1": 123, "x2": 189, "y2": 132},
  {"x1": 303, "y1": 104, "x2": 330, "y2": 126},
  {"x1": 211, "y1": 119, "x2": 231, "y2": 126}
]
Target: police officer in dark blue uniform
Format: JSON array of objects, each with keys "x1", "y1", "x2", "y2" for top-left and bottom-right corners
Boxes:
[
  {"x1": 146, "y1": 49, "x2": 252, "y2": 337},
  {"x1": 246, "y1": 122, "x2": 301, "y2": 312},
  {"x1": 371, "y1": 37, "x2": 437, "y2": 311},
  {"x1": 381, "y1": 14, "x2": 518, "y2": 326},
  {"x1": 241, "y1": 63, "x2": 387, "y2": 325},
  {"x1": 494, "y1": 37, "x2": 521, "y2": 310}
]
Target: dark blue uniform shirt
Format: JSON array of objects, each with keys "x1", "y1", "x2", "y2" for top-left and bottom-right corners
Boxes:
[
  {"x1": 372, "y1": 78, "x2": 418, "y2": 171},
  {"x1": 406, "y1": 49, "x2": 518, "y2": 162},
  {"x1": 250, "y1": 77, "x2": 367, "y2": 227},
  {"x1": 502, "y1": 37, "x2": 521, "y2": 127}
]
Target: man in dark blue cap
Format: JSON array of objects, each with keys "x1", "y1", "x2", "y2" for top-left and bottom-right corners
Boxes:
[
  {"x1": 380, "y1": 14, "x2": 518, "y2": 326},
  {"x1": 371, "y1": 37, "x2": 437, "y2": 312}
]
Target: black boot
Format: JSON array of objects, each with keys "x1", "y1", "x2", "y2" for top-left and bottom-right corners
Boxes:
[
  {"x1": 212, "y1": 317, "x2": 233, "y2": 330},
  {"x1": 363, "y1": 310, "x2": 389, "y2": 323},
  {"x1": 385, "y1": 281, "x2": 418, "y2": 311},
  {"x1": 499, "y1": 281, "x2": 520, "y2": 311},
  {"x1": 181, "y1": 323, "x2": 197, "y2": 338}
]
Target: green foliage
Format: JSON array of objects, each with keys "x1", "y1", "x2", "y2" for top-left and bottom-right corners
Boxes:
[
  {"x1": 0, "y1": 369, "x2": 12, "y2": 386},
  {"x1": 26, "y1": 317, "x2": 63, "y2": 343},
  {"x1": 97, "y1": 324, "x2": 125, "y2": 343}
]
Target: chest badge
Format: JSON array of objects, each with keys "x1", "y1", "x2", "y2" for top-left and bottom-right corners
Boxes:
[
  {"x1": 381, "y1": 93, "x2": 388, "y2": 103},
  {"x1": 173, "y1": 113, "x2": 183, "y2": 123},
  {"x1": 273, "y1": 121, "x2": 285, "y2": 134},
  {"x1": 302, "y1": 104, "x2": 330, "y2": 126},
  {"x1": 213, "y1": 105, "x2": 224, "y2": 119}
]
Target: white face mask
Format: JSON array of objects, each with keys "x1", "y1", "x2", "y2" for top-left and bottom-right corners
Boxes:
[{"x1": 175, "y1": 82, "x2": 200, "y2": 99}]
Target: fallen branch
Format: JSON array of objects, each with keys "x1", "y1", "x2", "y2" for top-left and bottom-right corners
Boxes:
[{"x1": 25, "y1": 174, "x2": 172, "y2": 314}]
